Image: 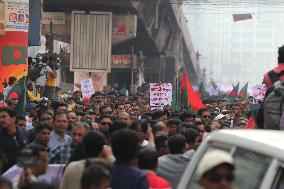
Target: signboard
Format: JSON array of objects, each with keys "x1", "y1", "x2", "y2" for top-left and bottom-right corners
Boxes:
[
  {"x1": 42, "y1": 12, "x2": 65, "y2": 25},
  {"x1": 5, "y1": 0, "x2": 29, "y2": 32},
  {"x1": 0, "y1": 1, "x2": 5, "y2": 35},
  {"x1": 81, "y1": 78, "x2": 95, "y2": 98},
  {"x1": 112, "y1": 15, "x2": 137, "y2": 45},
  {"x1": 250, "y1": 84, "x2": 266, "y2": 101},
  {"x1": 112, "y1": 55, "x2": 132, "y2": 65},
  {"x1": 150, "y1": 83, "x2": 172, "y2": 107}
]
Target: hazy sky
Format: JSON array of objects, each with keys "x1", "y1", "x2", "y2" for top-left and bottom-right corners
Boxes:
[{"x1": 184, "y1": 1, "x2": 284, "y2": 86}]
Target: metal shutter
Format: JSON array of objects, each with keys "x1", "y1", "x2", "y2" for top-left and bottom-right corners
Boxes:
[{"x1": 70, "y1": 11, "x2": 112, "y2": 72}]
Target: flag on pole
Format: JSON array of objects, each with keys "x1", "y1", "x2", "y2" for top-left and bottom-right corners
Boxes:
[
  {"x1": 228, "y1": 83, "x2": 239, "y2": 102},
  {"x1": 180, "y1": 72, "x2": 206, "y2": 112},
  {"x1": 238, "y1": 82, "x2": 248, "y2": 99},
  {"x1": 198, "y1": 82, "x2": 207, "y2": 100}
]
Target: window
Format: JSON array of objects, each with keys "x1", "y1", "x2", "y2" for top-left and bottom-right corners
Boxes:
[
  {"x1": 273, "y1": 166, "x2": 284, "y2": 189},
  {"x1": 186, "y1": 146, "x2": 272, "y2": 189},
  {"x1": 232, "y1": 148, "x2": 272, "y2": 189}
]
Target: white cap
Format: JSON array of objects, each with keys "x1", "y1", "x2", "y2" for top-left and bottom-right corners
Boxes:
[
  {"x1": 196, "y1": 150, "x2": 234, "y2": 180},
  {"x1": 214, "y1": 114, "x2": 225, "y2": 120}
]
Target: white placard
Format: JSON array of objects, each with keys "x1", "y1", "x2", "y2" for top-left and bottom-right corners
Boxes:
[
  {"x1": 250, "y1": 84, "x2": 266, "y2": 101},
  {"x1": 42, "y1": 12, "x2": 65, "y2": 25},
  {"x1": 5, "y1": 0, "x2": 29, "y2": 32},
  {"x1": 81, "y1": 78, "x2": 95, "y2": 98},
  {"x1": 150, "y1": 83, "x2": 172, "y2": 107}
]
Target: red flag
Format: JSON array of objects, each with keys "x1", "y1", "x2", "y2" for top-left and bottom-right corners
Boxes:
[
  {"x1": 245, "y1": 117, "x2": 256, "y2": 129},
  {"x1": 181, "y1": 72, "x2": 206, "y2": 111}
]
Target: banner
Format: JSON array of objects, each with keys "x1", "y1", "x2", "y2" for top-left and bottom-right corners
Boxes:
[
  {"x1": 150, "y1": 83, "x2": 172, "y2": 107},
  {"x1": 28, "y1": 0, "x2": 41, "y2": 46},
  {"x1": 0, "y1": 1, "x2": 5, "y2": 35},
  {"x1": 0, "y1": 0, "x2": 29, "y2": 93},
  {"x1": 5, "y1": 0, "x2": 29, "y2": 32},
  {"x1": 80, "y1": 78, "x2": 95, "y2": 98}
]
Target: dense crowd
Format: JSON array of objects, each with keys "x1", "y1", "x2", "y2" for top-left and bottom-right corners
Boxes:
[{"x1": 0, "y1": 81, "x2": 256, "y2": 189}]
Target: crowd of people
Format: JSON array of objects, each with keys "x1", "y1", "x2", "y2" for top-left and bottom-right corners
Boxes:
[{"x1": 0, "y1": 79, "x2": 256, "y2": 189}]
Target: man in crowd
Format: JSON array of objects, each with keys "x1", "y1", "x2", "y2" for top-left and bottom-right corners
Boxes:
[
  {"x1": 111, "y1": 129, "x2": 149, "y2": 189},
  {"x1": 157, "y1": 135, "x2": 190, "y2": 189},
  {"x1": 10, "y1": 144, "x2": 48, "y2": 189},
  {"x1": 263, "y1": 45, "x2": 284, "y2": 89},
  {"x1": 137, "y1": 149, "x2": 171, "y2": 189},
  {"x1": 117, "y1": 112, "x2": 132, "y2": 127},
  {"x1": 3, "y1": 77, "x2": 17, "y2": 101},
  {"x1": 99, "y1": 115, "x2": 112, "y2": 135},
  {"x1": 70, "y1": 122, "x2": 90, "y2": 153},
  {"x1": 48, "y1": 112, "x2": 71, "y2": 164},
  {"x1": 0, "y1": 108, "x2": 26, "y2": 172}
]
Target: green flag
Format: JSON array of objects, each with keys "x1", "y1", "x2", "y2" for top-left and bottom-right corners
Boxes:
[
  {"x1": 2, "y1": 46, "x2": 27, "y2": 66},
  {"x1": 7, "y1": 77, "x2": 26, "y2": 116},
  {"x1": 198, "y1": 82, "x2": 207, "y2": 100},
  {"x1": 227, "y1": 83, "x2": 239, "y2": 102}
]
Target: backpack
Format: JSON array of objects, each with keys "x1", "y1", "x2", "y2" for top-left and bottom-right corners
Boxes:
[
  {"x1": 27, "y1": 63, "x2": 47, "y2": 81},
  {"x1": 263, "y1": 80, "x2": 284, "y2": 130}
]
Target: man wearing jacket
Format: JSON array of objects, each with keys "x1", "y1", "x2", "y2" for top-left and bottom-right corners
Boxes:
[{"x1": 0, "y1": 108, "x2": 26, "y2": 172}]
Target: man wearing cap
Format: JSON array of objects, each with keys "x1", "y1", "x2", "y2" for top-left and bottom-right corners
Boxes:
[{"x1": 197, "y1": 150, "x2": 235, "y2": 189}]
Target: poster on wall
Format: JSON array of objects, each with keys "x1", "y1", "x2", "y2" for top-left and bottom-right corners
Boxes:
[
  {"x1": 5, "y1": 0, "x2": 29, "y2": 32},
  {"x1": 74, "y1": 72, "x2": 107, "y2": 92},
  {"x1": 0, "y1": 1, "x2": 5, "y2": 35},
  {"x1": 150, "y1": 83, "x2": 172, "y2": 108},
  {"x1": 112, "y1": 15, "x2": 137, "y2": 45}
]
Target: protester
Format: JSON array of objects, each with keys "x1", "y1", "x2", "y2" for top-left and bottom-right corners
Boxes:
[
  {"x1": 3, "y1": 77, "x2": 17, "y2": 101},
  {"x1": 157, "y1": 135, "x2": 191, "y2": 189},
  {"x1": 110, "y1": 129, "x2": 149, "y2": 189},
  {"x1": 81, "y1": 159, "x2": 111, "y2": 189},
  {"x1": 263, "y1": 45, "x2": 284, "y2": 89},
  {"x1": 47, "y1": 112, "x2": 71, "y2": 164},
  {"x1": 137, "y1": 149, "x2": 172, "y2": 189},
  {"x1": 12, "y1": 144, "x2": 48, "y2": 189},
  {"x1": 0, "y1": 108, "x2": 26, "y2": 172},
  {"x1": 60, "y1": 132, "x2": 110, "y2": 189}
]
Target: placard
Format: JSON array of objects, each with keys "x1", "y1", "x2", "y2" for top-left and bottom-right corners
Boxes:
[
  {"x1": 80, "y1": 78, "x2": 95, "y2": 98},
  {"x1": 5, "y1": 0, "x2": 29, "y2": 32},
  {"x1": 150, "y1": 83, "x2": 172, "y2": 107},
  {"x1": 250, "y1": 84, "x2": 266, "y2": 101}
]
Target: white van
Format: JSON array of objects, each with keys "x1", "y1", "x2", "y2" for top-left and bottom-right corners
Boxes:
[{"x1": 177, "y1": 130, "x2": 284, "y2": 189}]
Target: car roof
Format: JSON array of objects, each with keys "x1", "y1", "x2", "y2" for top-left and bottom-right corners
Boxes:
[{"x1": 208, "y1": 130, "x2": 284, "y2": 160}]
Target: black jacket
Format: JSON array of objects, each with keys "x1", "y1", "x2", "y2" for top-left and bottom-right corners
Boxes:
[{"x1": 0, "y1": 128, "x2": 26, "y2": 173}]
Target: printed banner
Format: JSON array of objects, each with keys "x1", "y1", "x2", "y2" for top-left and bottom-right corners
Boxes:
[
  {"x1": 5, "y1": 0, "x2": 29, "y2": 32},
  {"x1": 150, "y1": 83, "x2": 172, "y2": 107},
  {"x1": 250, "y1": 84, "x2": 266, "y2": 101},
  {"x1": 0, "y1": 1, "x2": 5, "y2": 35},
  {"x1": 80, "y1": 78, "x2": 95, "y2": 98}
]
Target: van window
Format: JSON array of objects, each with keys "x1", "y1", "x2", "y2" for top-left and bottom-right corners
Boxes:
[
  {"x1": 186, "y1": 147, "x2": 272, "y2": 189},
  {"x1": 232, "y1": 148, "x2": 272, "y2": 189},
  {"x1": 273, "y1": 167, "x2": 284, "y2": 189}
]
